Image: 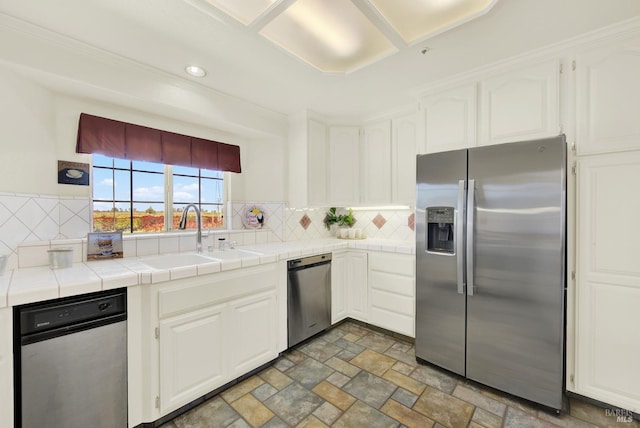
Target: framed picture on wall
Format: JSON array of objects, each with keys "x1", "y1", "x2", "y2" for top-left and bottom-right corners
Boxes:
[{"x1": 58, "y1": 160, "x2": 89, "y2": 185}]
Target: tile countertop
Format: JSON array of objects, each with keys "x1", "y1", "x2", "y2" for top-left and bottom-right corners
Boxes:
[{"x1": 0, "y1": 238, "x2": 414, "y2": 308}]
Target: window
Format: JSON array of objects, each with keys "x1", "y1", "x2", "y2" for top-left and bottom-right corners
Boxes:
[{"x1": 92, "y1": 154, "x2": 225, "y2": 233}]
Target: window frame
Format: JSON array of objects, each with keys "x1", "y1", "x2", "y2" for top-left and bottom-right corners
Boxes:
[{"x1": 91, "y1": 155, "x2": 227, "y2": 234}]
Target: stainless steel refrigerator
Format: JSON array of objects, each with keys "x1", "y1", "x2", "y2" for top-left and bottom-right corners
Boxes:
[{"x1": 415, "y1": 136, "x2": 566, "y2": 411}]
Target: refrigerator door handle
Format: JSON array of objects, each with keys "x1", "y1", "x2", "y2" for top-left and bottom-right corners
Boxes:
[
  {"x1": 466, "y1": 179, "x2": 475, "y2": 296},
  {"x1": 456, "y1": 180, "x2": 466, "y2": 294}
]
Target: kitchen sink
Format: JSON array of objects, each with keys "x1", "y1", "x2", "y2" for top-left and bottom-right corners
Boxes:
[
  {"x1": 206, "y1": 249, "x2": 263, "y2": 260},
  {"x1": 139, "y1": 253, "x2": 219, "y2": 270}
]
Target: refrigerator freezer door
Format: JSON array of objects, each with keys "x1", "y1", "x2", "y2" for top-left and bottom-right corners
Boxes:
[
  {"x1": 415, "y1": 149, "x2": 467, "y2": 376},
  {"x1": 465, "y1": 136, "x2": 566, "y2": 409}
]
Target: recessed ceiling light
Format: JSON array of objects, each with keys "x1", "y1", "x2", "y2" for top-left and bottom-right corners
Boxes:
[{"x1": 185, "y1": 65, "x2": 207, "y2": 78}]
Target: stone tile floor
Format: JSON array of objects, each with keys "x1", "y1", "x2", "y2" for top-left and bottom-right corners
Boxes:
[{"x1": 161, "y1": 321, "x2": 638, "y2": 428}]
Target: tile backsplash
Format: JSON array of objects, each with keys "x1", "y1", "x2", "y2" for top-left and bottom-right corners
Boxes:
[
  {"x1": 0, "y1": 192, "x2": 90, "y2": 270},
  {"x1": 285, "y1": 206, "x2": 415, "y2": 242}
]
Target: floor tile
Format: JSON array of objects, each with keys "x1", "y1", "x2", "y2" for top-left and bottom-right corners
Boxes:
[
  {"x1": 319, "y1": 328, "x2": 346, "y2": 343},
  {"x1": 253, "y1": 382, "x2": 279, "y2": 402},
  {"x1": 452, "y1": 384, "x2": 506, "y2": 417},
  {"x1": 356, "y1": 333, "x2": 396, "y2": 353},
  {"x1": 333, "y1": 338, "x2": 366, "y2": 355},
  {"x1": 264, "y1": 383, "x2": 324, "y2": 426},
  {"x1": 391, "y1": 361, "x2": 414, "y2": 376},
  {"x1": 570, "y1": 399, "x2": 640, "y2": 428},
  {"x1": 381, "y1": 398, "x2": 435, "y2": 428},
  {"x1": 324, "y1": 356, "x2": 361, "y2": 377},
  {"x1": 296, "y1": 415, "x2": 330, "y2": 428},
  {"x1": 299, "y1": 339, "x2": 343, "y2": 362},
  {"x1": 173, "y1": 396, "x2": 239, "y2": 428},
  {"x1": 343, "y1": 371, "x2": 398, "y2": 409},
  {"x1": 472, "y1": 407, "x2": 503, "y2": 428},
  {"x1": 287, "y1": 358, "x2": 335, "y2": 389},
  {"x1": 222, "y1": 376, "x2": 265, "y2": 403},
  {"x1": 504, "y1": 407, "x2": 557, "y2": 428},
  {"x1": 413, "y1": 386, "x2": 474, "y2": 428},
  {"x1": 391, "y1": 388, "x2": 419, "y2": 409},
  {"x1": 382, "y1": 369, "x2": 426, "y2": 396},
  {"x1": 333, "y1": 400, "x2": 399, "y2": 428},
  {"x1": 312, "y1": 380, "x2": 357, "y2": 411},
  {"x1": 273, "y1": 358, "x2": 295, "y2": 372},
  {"x1": 230, "y1": 394, "x2": 275, "y2": 428},
  {"x1": 409, "y1": 364, "x2": 458, "y2": 394},
  {"x1": 313, "y1": 401, "x2": 343, "y2": 426},
  {"x1": 260, "y1": 367, "x2": 294, "y2": 390},
  {"x1": 326, "y1": 371, "x2": 351, "y2": 388},
  {"x1": 350, "y1": 349, "x2": 397, "y2": 376}
]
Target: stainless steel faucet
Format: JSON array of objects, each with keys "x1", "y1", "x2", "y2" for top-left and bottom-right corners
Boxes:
[{"x1": 178, "y1": 204, "x2": 202, "y2": 253}]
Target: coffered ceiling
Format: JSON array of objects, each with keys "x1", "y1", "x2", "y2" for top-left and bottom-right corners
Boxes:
[{"x1": 0, "y1": 0, "x2": 638, "y2": 122}]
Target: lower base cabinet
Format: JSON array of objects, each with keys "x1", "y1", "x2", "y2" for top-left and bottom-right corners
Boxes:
[
  {"x1": 368, "y1": 252, "x2": 415, "y2": 337},
  {"x1": 143, "y1": 263, "x2": 279, "y2": 419}
]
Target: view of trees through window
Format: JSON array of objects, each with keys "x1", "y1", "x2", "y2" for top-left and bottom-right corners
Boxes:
[{"x1": 92, "y1": 154, "x2": 224, "y2": 233}]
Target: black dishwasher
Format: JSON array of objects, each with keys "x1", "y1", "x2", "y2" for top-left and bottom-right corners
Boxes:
[
  {"x1": 14, "y1": 288, "x2": 127, "y2": 428},
  {"x1": 287, "y1": 253, "x2": 332, "y2": 347}
]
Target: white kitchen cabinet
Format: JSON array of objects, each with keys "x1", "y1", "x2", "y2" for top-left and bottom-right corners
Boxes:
[
  {"x1": 328, "y1": 126, "x2": 360, "y2": 206},
  {"x1": 159, "y1": 303, "x2": 226, "y2": 414},
  {"x1": 227, "y1": 291, "x2": 277, "y2": 377},
  {"x1": 368, "y1": 252, "x2": 415, "y2": 337},
  {"x1": 307, "y1": 119, "x2": 328, "y2": 206},
  {"x1": 420, "y1": 83, "x2": 477, "y2": 154},
  {"x1": 347, "y1": 251, "x2": 368, "y2": 322},
  {"x1": 573, "y1": 152, "x2": 640, "y2": 412},
  {"x1": 391, "y1": 113, "x2": 417, "y2": 204},
  {"x1": 361, "y1": 120, "x2": 392, "y2": 205},
  {"x1": 479, "y1": 60, "x2": 560, "y2": 146},
  {"x1": 144, "y1": 263, "x2": 279, "y2": 419},
  {"x1": 331, "y1": 251, "x2": 348, "y2": 324},
  {"x1": 574, "y1": 34, "x2": 640, "y2": 155}
]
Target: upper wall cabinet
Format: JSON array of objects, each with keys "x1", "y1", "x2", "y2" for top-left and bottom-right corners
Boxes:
[
  {"x1": 574, "y1": 34, "x2": 640, "y2": 155},
  {"x1": 307, "y1": 119, "x2": 328, "y2": 207},
  {"x1": 421, "y1": 84, "x2": 477, "y2": 154},
  {"x1": 328, "y1": 126, "x2": 360, "y2": 206},
  {"x1": 479, "y1": 60, "x2": 560, "y2": 146},
  {"x1": 392, "y1": 114, "x2": 417, "y2": 205},
  {"x1": 361, "y1": 120, "x2": 391, "y2": 205}
]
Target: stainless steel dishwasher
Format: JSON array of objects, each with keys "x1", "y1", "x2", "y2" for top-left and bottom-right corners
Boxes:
[
  {"x1": 14, "y1": 289, "x2": 127, "y2": 428},
  {"x1": 287, "y1": 253, "x2": 332, "y2": 347}
]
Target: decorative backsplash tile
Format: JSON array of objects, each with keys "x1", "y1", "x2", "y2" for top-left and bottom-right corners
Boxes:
[
  {"x1": 408, "y1": 213, "x2": 415, "y2": 231},
  {"x1": 230, "y1": 201, "x2": 285, "y2": 242},
  {"x1": 372, "y1": 213, "x2": 387, "y2": 229},
  {"x1": 299, "y1": 214, "x2": 311, "y2": 230}
]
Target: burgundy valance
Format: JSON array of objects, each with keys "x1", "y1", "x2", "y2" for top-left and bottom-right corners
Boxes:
[{"x1": 76, "y1": 113, "x2": 241, "y2": 173}]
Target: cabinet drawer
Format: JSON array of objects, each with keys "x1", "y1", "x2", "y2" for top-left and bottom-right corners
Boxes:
[
  {"x1": 158, "y1": 264, "x2": 277, "y2": 319},
  {"x1": 368, "y1": 252, "x2": 414, "y2": 276}
]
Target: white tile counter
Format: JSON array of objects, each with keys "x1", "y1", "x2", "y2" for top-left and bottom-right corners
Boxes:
[{"x1": 0, "y1": 238, "x2": 414, "y2": 308}]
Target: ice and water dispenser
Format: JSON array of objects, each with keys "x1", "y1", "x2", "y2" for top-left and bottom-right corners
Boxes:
[{"x1": 426, "y1": 207, "x2": 455, "y2": 254}]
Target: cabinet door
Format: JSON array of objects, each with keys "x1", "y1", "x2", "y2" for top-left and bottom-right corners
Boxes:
[
  {"x1": 574, "y1": 152, "x2": 640, "y2": 411},
  {"x1": 479, "y1": 60, "x2": 560, "y2": 146},
  {"x1": 328, "y1": 126, "x2": 360, "y2": 206},
  {"x1": 331, "y1": 251, "x2": 348, "y2": 324},
  {"x1": 368, "y1": 253, "x2": 415, "y2": 337},
  {"x1": 421, "y1": 83, "x2": 477, "y2": 154},
  {"x1": 159, "y1": 304, "x2": 226, "y2": 414},
  {"x1": 228, "y1": 291, "x2": 278, "y2": 377},
  {"x1": 575, "y1": 35, "x2": 640, "y2": 155},
  {"x1": 308, "y1": 119, "x2": 328, "y2": 206},
  {"x1": 347, "y1": 252, "x2": 368, "y2": 321},
  {"x1": 392, "y1": 114, "x2": 417, "y2": 205},
  {"x1": 361, "y1": 120, "x2": 391, "y2": 204}
]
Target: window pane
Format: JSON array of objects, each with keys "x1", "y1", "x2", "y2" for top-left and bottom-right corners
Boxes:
[
  {"x1": 114, "y1": 170, "x2": 131, "y2": 201},
  {"x1": 202, "y1": 205, "x2": 224, "y2": 229},
  {"x1": 133, "y1": 171, "x2": 164, "y2": 202},
  {"x1": 173, "y1": 165, "x2": 199, "y2": 176},
  {"x1": 202, "y1": 169, "x2": 223, "y2": 179},
  {"x1": 93, "y1": 203, "x2": 116, "y2": 232},
  {"x1": 173, "y1": 175, "x2": 198, "y2": 203},
  {"x1": 114, "y1": 158, "x2": 130, "y2": 169},
  {"x1": 92, "y1": 154, "x2": 113, "y2": 168},
  {"x1": 201, "y1": 178, "x2": 223, "y2": 204},
  {"x1": 93, "y1": 168, "x2": 114, "y2": 201},
  {"x1": 133, "y1": 160, "x2": 164, "y2": 173},
  {"x1": 133, "y1": 203, "x2": 165, "y2": 233}
]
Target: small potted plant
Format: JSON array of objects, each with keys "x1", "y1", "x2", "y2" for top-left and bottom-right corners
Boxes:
[{"x1": 324, "y1": 207, "x2": 339, "y2": 233}]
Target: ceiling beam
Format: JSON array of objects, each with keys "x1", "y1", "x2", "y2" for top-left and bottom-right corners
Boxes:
[
  {"x1": 249, "y1": 0, "x2": 298, "y2": 32},
  {"x1": 349, "y1": 0, "x2": 406, "y2": 50}
]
